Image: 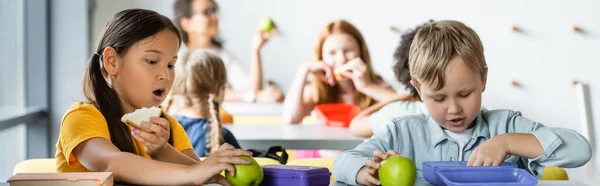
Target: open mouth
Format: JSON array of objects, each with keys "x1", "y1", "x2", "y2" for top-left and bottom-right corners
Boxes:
[
  {"x1": 153, "y1": 88, "x2": 165, "y2": 97},
  {"x1": 449, "y1": 118, "x2": 465, "y2": 127}
]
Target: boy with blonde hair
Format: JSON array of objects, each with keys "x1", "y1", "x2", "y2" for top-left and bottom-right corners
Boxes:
[{"x1": 333, "y1": 20, "x2": 591, "y2": 185}]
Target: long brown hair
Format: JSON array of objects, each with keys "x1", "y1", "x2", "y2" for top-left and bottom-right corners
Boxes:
[
  {"x1": 163, "y1": 49, "x2": 226, "y2": 154},
  {"x1": 312, "y1": 20, "x2": 379, "y2": 109},
  {"x1": 174, "y1": 0, "x2": 223, "y2": 48},
  {"x1": 83, "y1": 9, "x2": 182, "y2": 153}
]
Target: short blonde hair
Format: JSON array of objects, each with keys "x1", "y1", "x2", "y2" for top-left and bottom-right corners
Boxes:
[{"x1": 409, "y1": 20, "x2": 487, "y2": 90}]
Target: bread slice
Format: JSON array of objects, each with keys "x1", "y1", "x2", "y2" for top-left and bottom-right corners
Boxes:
[
  {"x1": 121, "y1": 107, "x2": 161, "y2": 131},
  {"x1": 333, "y1": 67, "x2": 350, "y2": 81},
  {"x1": 333, "y1": 72, "x2": 343, "y2": 81}
]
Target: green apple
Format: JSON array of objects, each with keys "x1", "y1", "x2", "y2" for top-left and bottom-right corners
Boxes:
[
  {"x1": 225, "y1": 156, "x2": 264, "y2": 186},
  {"x1": 378, "y1": 156, "x2": 417, "y2": 186},
  {"x1": 258, "y1": 17, "x2": 276, "y2": 33}
]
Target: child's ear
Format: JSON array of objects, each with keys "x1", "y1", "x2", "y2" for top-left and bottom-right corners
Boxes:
[
  {"x1": 410, "y1": 79, "x2": 422, "y2": 96},
  {"x1": 481, "y1": 68, "x2": 488, "y2": 92},
  {"x1": 102, "y1": 47, "x2": 120, "y2": 77}
]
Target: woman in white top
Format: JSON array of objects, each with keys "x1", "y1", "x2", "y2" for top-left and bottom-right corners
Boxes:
[{"x1": 174, "y1": 0, "x2": 284, "y2": 103}]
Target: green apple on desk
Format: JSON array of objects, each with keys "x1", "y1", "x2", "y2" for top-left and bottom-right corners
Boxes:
[
  {"x1": 378, "y1": 156, "x2": 417, "y2": 186},
  {"x1": 225, "y1": 156, "x2": 264, "y2": 186}
]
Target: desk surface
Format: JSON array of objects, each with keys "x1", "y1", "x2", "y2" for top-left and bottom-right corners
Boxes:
[
  {"x1": 3, "y1": 179, "x2": 587, "y2": 186},
  {"x1": 329, "y1": 180, "x2": 587, "y2": 186},
  {"x1": 221, "y1": 102, "x2": 282, "y2": 116},
  {"x1": 202, "y1": 180, "x2": 588, "y2": 186},
  {"x1": 223, "y1": 124, "x2": 366, "y2": 150}
]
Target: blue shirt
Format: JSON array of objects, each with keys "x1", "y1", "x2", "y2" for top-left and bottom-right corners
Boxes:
[
  {"x1": 174, "y1": 115, "x2": 210, "y2": 157},
  {"x1": 333, "y1": 109, "x2": 592, "y2": 184}
]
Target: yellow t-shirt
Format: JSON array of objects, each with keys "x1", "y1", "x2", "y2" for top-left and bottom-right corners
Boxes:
[{"x1": 55, "y1": 102, "x2": 194, "y2": 172}]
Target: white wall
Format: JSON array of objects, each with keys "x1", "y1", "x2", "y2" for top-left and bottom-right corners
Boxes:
[{"x1": 92, "y1": 0, "x2": 600, "y2": 184}]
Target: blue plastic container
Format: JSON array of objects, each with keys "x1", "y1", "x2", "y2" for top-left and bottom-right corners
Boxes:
[
  {"x1": 260, "y1": 164, "x2": 331, "y2": 186},
  {"x1": 437, "y1": 167, "x2": 538, "y2": 186},
  {"x1": 422, "y1": 161, "x2": 517, "y2": 186}
]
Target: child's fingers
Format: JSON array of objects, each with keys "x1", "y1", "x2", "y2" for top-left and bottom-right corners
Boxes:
[
  {"x1": 149, "y1": 117, "x2": 170, "y2": 132},
  {"x1": 218, "y1": 149, "x2": 253, "y2": 157},
  {"x1": 366, "y1": 166, "x2": 378, "y2": 175},
  {"x1": 321, "y1": 66, "x2": 335, "y2": 86},
  {"x1": 218, "y1": 143, "x2": 235, "y2": 151},
  {"x1": 131, "y1": 131, "x2": 158, "y2": 151},
  {"x1": 140, "y1": 122, "x2": 169, "y2": 141},
  {"x1": 213, "y1": 175, "x2": 231, "y2": 186},
  {"x1": 334, "y1": 62, "x2": 352, "y2": 73},
  {"x1": 365, "y1": 174, "x2": 381, "y2": 186},
  {"x1": 482, "y1": 158, "x2": 493, "y2": 166},
  {"x1": 372, "y1": 150, "x2": 388, "y2": 162},
  {"x1": 126, "y1": 121, "x2": 152, "y2": 133},
  {"x1": 132, "y1": 129, "x2": 153, "y2": 145},
  {"x1": 218, "y1": 156, "x2": 251, "y2": 165},
  {"x1": 314, "y1": 73, "x2": 330, "y2": 84},
  {"x1": 491, "y1": 159, "x2": 503, "y2": 166},
  {"x1": 350, "y1": 58, "x2": 367, "y2": 72},
  {"x1": 217, "y1": 163, "x2": 236, "y2": 177},
  {"x1": 467, "y1": 156, "x2": 476, "y2": 166},
  {"x1": 364, "y1": 160, "x2": 380, "y2": 169},
  {"x1": 340, "y1": 71, "x2": 353, "y2": 79},
  {"x1": 467, "y1": 150, "x2": 477, "y2": 166},
  {"x1": 471, "y1": 156, "x2": 484, "y2": 166},
  {"x1": 386, "y1": 150, "x2": 399, "y2": 156},
  {"x1": 264, "y1": 29, "x2": 276, "y2": 38},
  {"x1": 132, "y1": 128, "x2": 159, "y2": 144},
  {"x1": 135, "y1": 121, "x2": 160, "y2": 134}
]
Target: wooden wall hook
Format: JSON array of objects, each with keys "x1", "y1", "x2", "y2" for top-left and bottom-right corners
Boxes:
[
  {"x1": 511, "y1": 25, "x2": 520, "y2": 32},
  {"x1": 511, "y1": 80, "x2": 520, "y2": 87}
]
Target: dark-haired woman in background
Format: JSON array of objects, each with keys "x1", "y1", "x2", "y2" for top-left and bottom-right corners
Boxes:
[{"x1": 174, "y1": 0, "x2": 284, "y2": 104}]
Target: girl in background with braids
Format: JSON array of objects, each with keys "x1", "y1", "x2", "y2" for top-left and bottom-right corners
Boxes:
[{"x1": 164, "y1": 49, "x2": 241, "y2": 156}]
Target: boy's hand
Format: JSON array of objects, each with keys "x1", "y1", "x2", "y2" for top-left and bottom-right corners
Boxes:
[
  {"x1": 356, "y1": 150, "x2": 399, "y2": 186},
  {"x1": 467, "y1": 135, "x2": 510, "y2": 166}
]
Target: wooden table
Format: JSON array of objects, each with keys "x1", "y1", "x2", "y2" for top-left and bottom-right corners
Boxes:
[{"x1": 223, "y1": 124, "x2": 366, "y2": 150}]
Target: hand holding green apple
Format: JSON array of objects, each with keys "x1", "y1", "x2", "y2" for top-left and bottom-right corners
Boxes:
[
  {"x1": 225, "y1": 156, "x2": 264, "y2": 186},
  {"x1": 379, "y1": 155, "x2": 417, "y2": 186},
  {"x1": 258, "y1": 17, "x2": 276, "y2": 33},
  {"x1": 186, "y1": 143, "x2": 253, "y2": 185},
  {"x1": 252, "y1": 17, "x2": 277, "y2": 51},
  {"x1": 356, "y1": 150, "x2": 416, "y2": 186}
]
